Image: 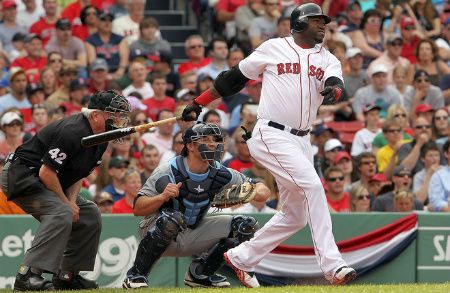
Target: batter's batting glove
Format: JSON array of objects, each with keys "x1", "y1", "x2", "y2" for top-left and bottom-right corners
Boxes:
[
  {"x1": 320, "y1": 85, "x2": 343, "y2": 105},
  {"x1": 181, "y1": 101, "x2": 202, "y2": 121}
]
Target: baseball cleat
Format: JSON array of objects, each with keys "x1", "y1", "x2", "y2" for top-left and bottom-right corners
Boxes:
[
  {"x1": 53, "y1": 274, "x2": 98, "y2": 290},
  {"x1": 223, "y1": 251, "x2": 260, "y2": 288},
  {"x1": 14, "y1": 266, "x2": 54, "y2": 291},
  {"x1": 122, "y1": 275, "x2": 148, "y2": 289},
  {"x1": 184, "y1": 270, "x2": 230, "y2": 288},
  {"x1": 331, "y1": 266, "x2": 357, "y2": 285}
]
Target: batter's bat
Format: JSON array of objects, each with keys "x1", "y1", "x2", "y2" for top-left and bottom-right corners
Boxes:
[{"x1": 81, "y1": 116, "x2": 180, "y2": 147}]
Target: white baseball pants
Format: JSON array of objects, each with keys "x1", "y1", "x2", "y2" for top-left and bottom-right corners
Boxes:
[{"x1": 226, "y1": 119, "x2": 346, "y2": 280}]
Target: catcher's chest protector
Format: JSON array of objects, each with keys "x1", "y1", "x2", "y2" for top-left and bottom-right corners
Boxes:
[{"x1": 166, "y1": 156, "x2": 232, "y2": 228}]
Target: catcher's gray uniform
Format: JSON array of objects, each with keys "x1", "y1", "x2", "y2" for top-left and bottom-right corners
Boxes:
[{"x1": 138, "y1": 156, "x2": 247, "y2": 256}]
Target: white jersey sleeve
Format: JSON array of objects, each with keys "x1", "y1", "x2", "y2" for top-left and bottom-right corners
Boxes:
[
  {"x1": 238, "y1": 40, "x2": 272, "y2": 80},
  {"x1": 323, "y1": 51, "x2": 344, "y2": 84}
]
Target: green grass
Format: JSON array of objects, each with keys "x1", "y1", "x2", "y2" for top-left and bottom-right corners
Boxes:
[{"x1": 3, "y1": 284, "x2": 450, "y2": 293}]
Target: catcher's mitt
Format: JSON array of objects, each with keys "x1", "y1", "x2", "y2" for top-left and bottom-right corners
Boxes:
[{"x1": 211, "y1": 180, "x2": 257, "y2": 209}]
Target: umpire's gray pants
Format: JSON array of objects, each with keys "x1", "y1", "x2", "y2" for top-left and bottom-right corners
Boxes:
[
  {"x1": 139, "y1": 215, "x2": 234, "y2": 257},
  {"x1": 12, "y1": 193, "x2": 102, "y2": 274}
]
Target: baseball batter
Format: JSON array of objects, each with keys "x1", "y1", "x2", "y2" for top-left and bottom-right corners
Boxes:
[{"x1": 182, "y1": 3, "x2": 356, "y2": 287}]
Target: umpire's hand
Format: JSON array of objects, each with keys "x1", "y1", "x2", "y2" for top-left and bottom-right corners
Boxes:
[{"x1": 181, "y1": 101, "x2": 202, "y2": 121}]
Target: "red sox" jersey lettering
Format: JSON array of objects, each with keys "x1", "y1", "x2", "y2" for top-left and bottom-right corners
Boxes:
[
  {"x1": 308, "y1": 65, "x2": 324, "y2": 81},
  {"x1": 277, "y1": 63, "x2": 324, "y2": 81},
  {"x1": 277, "y1": 63, "x2": 300, "y2": 75}
]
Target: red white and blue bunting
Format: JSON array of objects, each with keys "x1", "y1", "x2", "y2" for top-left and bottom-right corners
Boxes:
[{"x1": 255, "y1": 214, "x2": 418, "y2": 277}]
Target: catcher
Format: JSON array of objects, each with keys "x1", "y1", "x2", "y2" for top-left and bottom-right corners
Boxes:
[{"x1": 123, "y1": 122, "x2": 270, "y2": 289}]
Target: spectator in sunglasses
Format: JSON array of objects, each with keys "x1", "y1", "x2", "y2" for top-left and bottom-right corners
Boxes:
[
  {"x1": 432, "y1": 108, "x2": 449, "y2": 140},
  {"x1": 349, "y1": 184, "x2": 371, "y2": 212},
  {"x1": 349, "y1": 152, "x2": 377, "y2": 192},
  {"x1": 321, "y1": 138, "x2": 344, "y2": 177},
  {"x1": 324, "y1": 166, "x2": 350, "y2": 213},
  {"x1": 376, "y1": 119, "x2": 405, "y2": 173},
  {"x1": 372, "y1": 165, "x2": 423, "y2": 212},
  {"x1": 398, "y1": 116, "x2": 446, "y2": 177},
  {"x1": 367, "y1": 34, "x2": 410, "y2": 84},
  {"x1": 403, "y1": 70, "x2": 444, "y2": 118}
]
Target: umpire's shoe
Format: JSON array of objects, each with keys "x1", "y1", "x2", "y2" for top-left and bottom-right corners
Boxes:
[
  {"x1": 223, "y1": 251, "x2": 260, "y2": 288},
  {"x1": 184, "y1": 270, "x2": 230, "y2": 288},
  {"x1": 122, "y1": 275, "x2": 149, "y2": 289},
  {"x1": 14, "y1": 266, "x2": 54, "y2": 291},
  {"x1": 52, "y1": 272, "x2": 99, "y2": 290},
  {"x1": 331, "y1": 266, "x2": 357, "y2": 285}
]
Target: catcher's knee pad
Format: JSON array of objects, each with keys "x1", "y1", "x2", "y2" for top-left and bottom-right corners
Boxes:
[
  {"x1": 131, "y1": 210, "x2": 186, "y2": 276},
  {"x1": 231, "y1": 215, "x2": 259, "y2": 243},
  {"x1": 153, "y1": 209, "x2": 186, "y2": 243}
]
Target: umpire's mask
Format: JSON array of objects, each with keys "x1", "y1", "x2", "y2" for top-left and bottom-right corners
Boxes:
[{"x1": 182, "y1": 122, "x2": 224, "y2": 168}]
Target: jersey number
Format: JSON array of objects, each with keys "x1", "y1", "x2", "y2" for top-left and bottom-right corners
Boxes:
[{"x1": 49, "y1": 148, "x2": 67, "y2": 164}]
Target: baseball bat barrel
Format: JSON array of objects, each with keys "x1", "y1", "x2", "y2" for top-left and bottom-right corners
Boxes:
[{"x1": 81, "y1": 116, "x2": 180, "y2": 147}]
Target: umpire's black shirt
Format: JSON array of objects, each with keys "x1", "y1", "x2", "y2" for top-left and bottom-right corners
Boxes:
[{"x1": 15, "y1": 113, "x2": 107, "y2": 190}]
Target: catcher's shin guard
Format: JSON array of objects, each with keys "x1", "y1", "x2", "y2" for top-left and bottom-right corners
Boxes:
[
  {"x1": 192, "y1": 238, "x2": 238, "y2": 277},
  {"x1": 129, "y1": 210, "x2": 186, "y2": 277},
  {"x1": 189, "y1": 215, "x2": 259, "y2": 278}
]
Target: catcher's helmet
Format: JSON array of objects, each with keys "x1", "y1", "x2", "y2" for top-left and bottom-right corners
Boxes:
[
  {"x1": 182, "y1": 122, "x2": 224, "y2": 167},
  {"x1": 290, "y1": 3, "x2": 331, "y2": 33}
]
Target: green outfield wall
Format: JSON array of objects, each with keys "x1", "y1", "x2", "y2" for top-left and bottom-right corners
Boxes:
[{"x1": 0, "y1": 213, "x2": 449, "y2": 288}]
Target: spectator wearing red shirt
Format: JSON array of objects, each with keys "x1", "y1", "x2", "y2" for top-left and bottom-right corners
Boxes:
[
  {"x1": 215, "y1": 0, "x2": 246, "y2": 23},
  {"x1": 88, "y1": 58, "x2": 110, "y2": 94},
  {"x1": 112, "y1": 169, "x2": 142, "y2": 214},
  {"x1": 178, "y1": 35, "x2": 211, "y2": 75},
  {"x1": 11, "y1": 34, "x2": 46, "y2": 83},
  {"x1": 324, "y1": 166, "x2": 351, "y2": 212},
  {"x1": 29, "y1": 0, "x2": 58, "y2": 46},
  {"x1": 400, "y1": 16, "x2": 424, "y2": 64},
  {"x1": 59, "y1": 77, "x2": 88, "y2": 115},
  {"x1": 143, "y1": 73, "x2": 176, "y2": 121},
  {"x1": 61, "y1": 0, "x2": 90, "y2": 25},
  {"x1": 72, "y1": 5, "x2": 99, "y2": 41},
  {"x1": 223, "y1": 130, "x2": 253, "y2": 172}
]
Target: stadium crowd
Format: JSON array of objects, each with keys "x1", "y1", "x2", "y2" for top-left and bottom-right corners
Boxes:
[{"x1": 1, "y1": 0, "x2": 450, "y2": 215}]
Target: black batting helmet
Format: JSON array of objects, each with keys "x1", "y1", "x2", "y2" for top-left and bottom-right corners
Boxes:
[{"x1": 290, "y1": 3, "x2": 331, "y2": 33}]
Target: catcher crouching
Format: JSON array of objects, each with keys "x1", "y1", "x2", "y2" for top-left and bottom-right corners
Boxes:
[{"x1": 123, "y1": 122, "x2": 270, "y2": 289}]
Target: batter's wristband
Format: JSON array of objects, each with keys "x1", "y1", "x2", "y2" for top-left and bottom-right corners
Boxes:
[{"x1": 195, "y1": 90, "x2": 215, "y2": 106}]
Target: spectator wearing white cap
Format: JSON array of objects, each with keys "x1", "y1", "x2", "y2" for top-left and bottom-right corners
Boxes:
[
  {"x1": 352, "y1": 63, "x2": 402, "y2": 121},
  {"x1": 343, "y1": 47, "x2": 368, "y2": 99},
  {"x1": 0, "y1": 111, "x2": 24, "y2": 162},
  {"x1": 321, "y1": 138, "x2": 344, "y2": 177},
  {"x1": 367, "y1": 34, "x2": 410, "y2": 84}
]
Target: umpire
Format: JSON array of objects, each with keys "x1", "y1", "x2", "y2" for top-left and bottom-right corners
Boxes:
[{"x1": 1, "y1": 90, "x2": 131, "y2": 291}]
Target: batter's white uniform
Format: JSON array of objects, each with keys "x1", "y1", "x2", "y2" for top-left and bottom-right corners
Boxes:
[{"x1": 226, "y1": 36, "x2": 347, "y2": 281}]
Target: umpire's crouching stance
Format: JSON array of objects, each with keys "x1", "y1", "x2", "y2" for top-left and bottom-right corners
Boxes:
[{"x1": 1, "y1": 90, "x2": 131, "y2": 291}]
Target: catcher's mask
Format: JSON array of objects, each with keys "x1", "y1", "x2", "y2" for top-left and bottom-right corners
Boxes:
[
  {"x1": 88, "y1": 90, "x2": 131, "y2": 139},
  {"x1": 182, "y1": 122, "x2": 224, "y2": 168}
]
